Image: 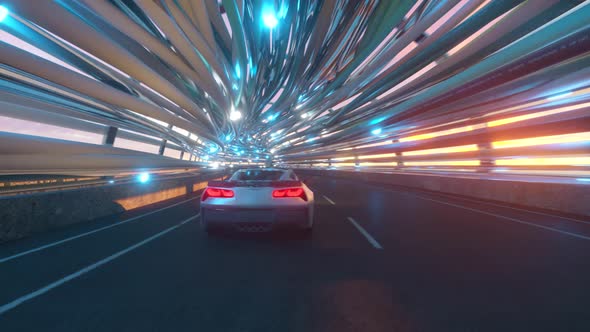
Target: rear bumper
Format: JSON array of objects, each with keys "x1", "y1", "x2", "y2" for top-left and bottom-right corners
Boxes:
[{"x1": 201, "y1": 206, "x2": 310, "y2": 230}]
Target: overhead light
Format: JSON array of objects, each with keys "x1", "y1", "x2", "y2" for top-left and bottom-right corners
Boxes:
[
  {"x1": 230, "y1": 110, "x2": 242, "y2": 121},
  {"x1": 225, "y1": 135, "x2": 231, "y2": 141},
  {"x1": 301, "y1": 113, "x2": 309, "y2": 119},
  {"x1": 371, "y1": 128, "x2": 383, "y2": 135},
  {"x1": 235, "y1": 63, "x2": 241, "y2": 79},
  {"x1": 262, "y1": 12, "x2": 279, "y2": 29}
]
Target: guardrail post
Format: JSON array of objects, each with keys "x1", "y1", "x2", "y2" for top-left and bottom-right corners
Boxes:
[
  {"x1": 396, "y1": 152, "x2": 404, "y2": 170},
  {"x1": 102, "y1": 126, "x2": 118, "y2": 145},
  {"x1": 478, "y1": 142, "x2": 494, "y2": 173},
  {"x1": 158, "y1": 140, "x2": 167, "y2": 155},
  {"x1": 159, "y1": 124, "x2": 173, "y2": 155}
]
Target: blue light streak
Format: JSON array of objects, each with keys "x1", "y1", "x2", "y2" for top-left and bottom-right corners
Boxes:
[
  {"x1": 547, "y1": 91, "x2": 572, "y2": 101},
  {"x1": 235, "y1": 63, "x2": 241, "y2": 79}
]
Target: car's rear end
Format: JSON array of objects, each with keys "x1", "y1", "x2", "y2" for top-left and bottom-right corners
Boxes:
[{"x1": 200, "y1": 169, "x2": 314, "y2": 233}]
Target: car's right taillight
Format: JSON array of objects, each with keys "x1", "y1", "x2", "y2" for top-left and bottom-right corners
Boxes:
[
  {"x1": 272, "y1": 187, "x2": 307, "y2": 201},
  {"x1": 201, "y1": 187, "x2": 234, "y2": 201}
]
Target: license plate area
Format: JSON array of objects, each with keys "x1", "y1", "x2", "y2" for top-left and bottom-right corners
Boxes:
[{"x1": 239, "y1": 209, "x2": 275, "y2": 223}]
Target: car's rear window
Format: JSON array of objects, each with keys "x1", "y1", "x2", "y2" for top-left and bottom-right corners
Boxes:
[{"x1": 233, "y1": 170, "x2": 284, "y2": 181}]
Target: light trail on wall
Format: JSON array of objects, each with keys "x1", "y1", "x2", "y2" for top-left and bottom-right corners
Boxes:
[{"x1": 0, "y1": 0, "x2": 587, "y2": 173}]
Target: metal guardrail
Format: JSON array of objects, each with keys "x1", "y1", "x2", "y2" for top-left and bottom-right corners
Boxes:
[
  {"x1": 0, "y1": 131, "x2": 212, "y2": 176},
  {"x1": 0, "y1": 169, "x2": 228, "y2": 197}
]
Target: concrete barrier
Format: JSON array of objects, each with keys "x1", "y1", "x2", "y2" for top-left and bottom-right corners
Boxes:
[
  {"x1": 0, "y1": 171, "x2": 227, "y2": 243},
  {"x1": 296, "y1": 169, "x2": 590, "y2": 218}
]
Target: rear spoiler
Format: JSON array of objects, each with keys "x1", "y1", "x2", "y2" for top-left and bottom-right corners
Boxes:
[{"x1": 207, "y1": 180, "x2": 302, "y2": 188}]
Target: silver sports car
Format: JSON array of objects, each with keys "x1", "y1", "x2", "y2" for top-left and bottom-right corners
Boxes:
[{"x1": 200, "y1": 168, "x2": 314, "y2": 233}]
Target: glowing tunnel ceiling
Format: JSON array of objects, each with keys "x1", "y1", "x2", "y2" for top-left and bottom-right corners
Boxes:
[{"x1": 0, "y1": 0, "x2": 589, "y2": 162}]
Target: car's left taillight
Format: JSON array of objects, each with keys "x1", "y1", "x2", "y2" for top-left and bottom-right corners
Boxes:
[
  {"x1": 201, "y1": 187, "x2": 234, "y2": 201},
  {"x1": 272, "y1": 187, "x2": 307, "y2": 201}
]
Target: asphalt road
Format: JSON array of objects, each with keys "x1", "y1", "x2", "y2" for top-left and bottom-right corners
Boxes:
[{"x1": 1, "y1": 175, "x2": 589, "y2": 331}]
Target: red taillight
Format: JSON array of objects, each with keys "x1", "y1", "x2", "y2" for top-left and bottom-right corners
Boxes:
[
  {"x1": 272, "y1": 187, "x2": 307, "y2": 201},
  {"x1": 202, "y1": 187, "x2": 234, "y2": 201}
]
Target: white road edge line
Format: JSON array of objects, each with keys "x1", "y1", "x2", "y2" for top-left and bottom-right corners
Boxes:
[
  {"x1": 420, "y1": 197, "x2": 590, "y2": 241},
  {"x1": 368, "y1": 182, "x2": 590, "y2": 225},
  {"x1": 347, "y1": 217, "x2": 383, "y2": 249},
  {"x1": 435, "y1": 193, "x2": 590, "y2": 226},
  {"x1": 0, "y1": 214, "x2": 199, "y2": 316},
  {"x1": 0, "y1": 196, "x2": 200, "y2": 264},
  {"x1": 323, "y1": 195, "x2": 336, "y2": 205}
]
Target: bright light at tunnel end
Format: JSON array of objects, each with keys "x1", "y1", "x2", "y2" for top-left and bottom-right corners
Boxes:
[
  {"x1": 0, "y1": 5, "x2": 9, "y2": 22},
  {"x1": 262, "y1": 12, "x2": 278, "y2": 29},
  {"x1": 230, "y1": 110, "x2": 242, "y2": 121}
]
